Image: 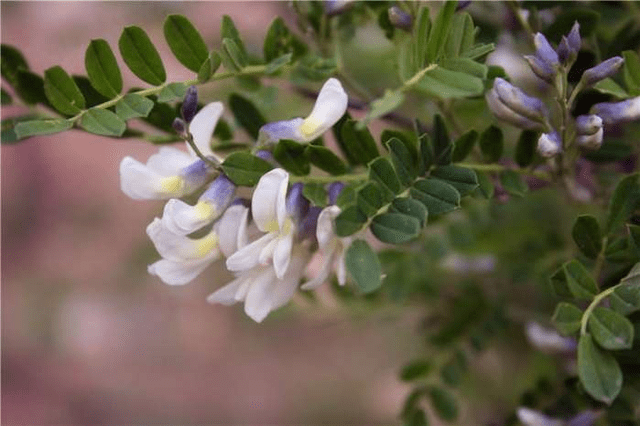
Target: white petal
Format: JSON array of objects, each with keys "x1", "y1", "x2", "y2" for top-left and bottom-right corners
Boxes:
[
  {"x1": 226, "y1": 233, "x2": 276, "y2": 272},
  {"x1": 146, "y1": 147, "x2": 195, "y2": 175},
  {"x1": 269, "y1": 251, "x2": 307, "y2": 310},
  {"x1": 216, "y1": 204, "x2": 250, "y2": 258},
  {"x1": 298, "y1": 78, "x2": 348, "y2": 142},
  {"x1": 258, "y1": 236, "x2": 279, "y2": 266},
  {"x1": 206, "y1": 276, "x2": 244, "y2": 305},
  {"x1": 148, "y1": 257, "x2": 213, "y2": 285},
  {"x1": 301, "y1": 251, "x2": 335, "y2": 290},
  {"x1": 258, "y1": 118, "x2": 305, "y2": 143},
  {"x1": 316, "y1": 205, "x2": 341, "y2": 248},
  {"x1": 244, "y1": 267, "x2": 278, "y2": 322},
  {"x1": 251, "y1": 168, "x2": 289, "y2": 232},
  {"x1": 147, "y1": 218, "x2": 219, "y2": 261},
  {"x1": 161, "y1": 199, "x2": 214, "y2": 235},
  {"x1": 273, "y1": 232, "x2": 293, "y2": 279},
  {"x1": 120, "y1": 156, "x2": 178, "y2": 200},
  {"x1": 188, "y1": 102, "x2": 223, "y2": 157},
  {"x1": 336, "y1": 247, "x2": 347, "y2": 285}
]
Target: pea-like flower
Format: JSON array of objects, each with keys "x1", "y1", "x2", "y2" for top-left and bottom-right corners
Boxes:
[
  {"x1": 119, "y1": 101, "x2": 224, "y2": 200},
  {"x1": 258, "y1": 78, "x2": 348, "y2": 144},
  {"x1": 537, "y1": 131, "x2": 561, "y2": 157},
  {"x1": 591, "y1": 96, "x2": 640, "y2": 124},
  {"x1": 487, "y1": 78, "x2": 548, "y2": 131}
]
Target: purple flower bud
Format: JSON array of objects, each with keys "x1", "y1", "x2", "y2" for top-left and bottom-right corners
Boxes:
[
  {"x1": 524, "y1": 55, "x2": 556, "y2": 84},
  {"x1": 298, "y1": 206, "x2": 322, "y2": 242},
  {"x1": 172, "y1": 117, "x2": 187, "y2": 135},
  {"x1": 181, "y1": 159, "x2": 210, "y2": 188},
  {"x1": 200, "y1": 174, "x2": 236, "y2": 211},
  {"x1": 388, "y1": 6, "x2": 412, "y2": 30},
  {"x1": 181, "y1": 86, "x2": 198, "y2": 123},
  {"x1": 582, "y1": 56, "x2": 624, "y2": 86},
  {"x1": 324, "y1": 0, "x2": 353, "y2": 16},
  {"x1": 533, "y1": 32, "x2": 559, "y2": 67},
  {"x1": 537, "y1": 131, "x2": 562, "y2": 157},
  {"x1": 576, "y1": 128, "x2": 603, "y2": 150},
  {"x1": 456, "y1": 0, "x2": 472, "y2": 11},
  {"x1": 493, "y1": 78, "x2": 548, "y2": 122},
  {"x1": 286, "y1": 182, "x2": 310, "y2": 220},
  {"x1": 575, "y1": 114, "x2": 603, "y2": 135},
  {"x1": 486, "y1": 90, "x2": 545, "y2": 131},
  {"x1": 567, "y1": 21, "x2": 581, "y2": 54},
  {"x1": 556, "y1": 35, "x2": 578, "y2": 66},
  {"x1": 328, "y1": 182, "x2": 345, "y2": 205},
  {"x1": 567, "y1": 410, "x2": 600, "y2": 426},
  {"x1": 592, "y1": 96, "x2": 640, "y2": 124},
  {"x1": 255, "y1": 149, "x2": 274, "y2": 162}
]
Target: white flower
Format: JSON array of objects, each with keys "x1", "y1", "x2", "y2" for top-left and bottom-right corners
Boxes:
[
  {"x1": 148, "y1": 203, "x2": 250, "y2": 285},
  {"x1": 525, "y1": 322, "x2": 577, "y2": 353},
  {"x1": 119, "y1": 102, "x2": 224, "y2": 200},
  {"x1": 516, "y1": 407, "x2": 563, "y2": 426},
  {"x1": 302, "y1": 205, "x2": 353, "y2": 289},
  {"x1": 258, "y1": 78, "x2": 348, "y2": 143},
  {"x1": 226, "y1": 168, "x2": 296, "y2": 279},
  {"x1": 208, "y1": 247, "x2": 310, "y2": 322}
]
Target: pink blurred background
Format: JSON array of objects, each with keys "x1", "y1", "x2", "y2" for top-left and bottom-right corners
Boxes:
[{"x1": 1, "y1": 2, "x2": 416, "y2": 424}]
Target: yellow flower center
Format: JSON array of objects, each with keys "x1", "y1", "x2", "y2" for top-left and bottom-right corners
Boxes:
[
  {"x1": 196, "y1": 233, "x2": 218, "y2": 257},
  {"x1": 299, "y1": 116, "x2": 322, "y2": 138},
  {"x1": 160, "y1": 176, "x2": 184, "y2": 195},
  {"x1": 194, "y1": 201, "x2": 215, "y2": 220}
]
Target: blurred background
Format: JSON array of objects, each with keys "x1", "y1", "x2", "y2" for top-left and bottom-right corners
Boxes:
[{"x1": 1, "y1": 2, "x2": 418, "y2": 424}]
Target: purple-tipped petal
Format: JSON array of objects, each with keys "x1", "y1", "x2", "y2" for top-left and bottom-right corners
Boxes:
[
  {"x1": 486, "y1": 90, "x2": 545, "y2": 131},
  {"x1": 575, "y1": 114, "x2": 603, "y2": 136},
  {"x1": 298, "y1": 206, "x2": 322, "y2": 242},
  {"x1": 592, "y1": 96, "x2": 640, "y2": 124},
  {"x1": 524, "y1": 55, "x2": 556, "y2": 84},
  {"x1": 582, "y1": 56, "x2": 624, "y2": 86},
  {"x1": 567, "y1": 21, "x2": 581, "y2": 53},
  {"x1": 493, "y1": 78, "x2": 548, "y2": 122},
  {"x1": 576, "y1": 128, "x2": 603, "y2": 150},
  {"x1": 181, "y1": 85, "x2": 198, "y2": 123},
  {"x1": 537, "y1": 131, "x2": 562, "y2": 157},
  {"x1": 533, "y1": 32, "x2": 559, "y2": 67},
  {"x1": 388, "y1": 6, "x2": 412, "y2": 30}
]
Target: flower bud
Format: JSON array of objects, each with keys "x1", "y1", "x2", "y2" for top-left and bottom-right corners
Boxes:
[
  {"x1": 456, "y1": 0, "x2": 472, "y2": 11},
  {"x1": 486, "y1": 90, "x2": 545, "y2": 131},
  {"x1": 591, "y1": 96, "x2": 640, "y2": 124},
  {"x1": 537, "y1": 131, "x2": 561, "y2": 157},
  {"x1": 493, "y1": 78, "x2": 548, "y2": 122},
  {"x1": 581, "y1": 56, "x2": 624, "y2": 87},
  {"x1": 328, "y1": 182, "x2": 345, "y2": 205},
  {"x1": 324, "y1": 0, "x2": 353, "y2": 16},
  {"x1": 181, "y1": 85, "x2": 199, "y2": 123},
  {"x1": 576, "y1": 128, "x2": 603, "y2": 150},
  {"x1": 286, "y1": 182, "x2": 309, "y2": 220},
  {"x1": 524, "y1": 55, "x2": 556, "y2": 84},
  {"x1": 172, "y1": 117, "x2": 187, "y2": 135},
  {"x1": 557, "y1": 22, "x2": 581, "y2": 66},
  {"x1": 575, "y1": 114, "x2": 603, "y2": 135},
  {"x1": 533, "y1": 33, "x2": 560, "y2": 67},
  {"x1": 388, "y1": 6, "x2": 412, "y2": 30},
  {"x1": 298, "y1": 206, "x2": 322, "y2": 241},
  {"x1": 567, "y1": 21, "x2": 581, "y2": 53}
]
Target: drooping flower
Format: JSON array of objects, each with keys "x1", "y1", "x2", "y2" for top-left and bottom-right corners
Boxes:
[
  {"x1": 147, "y1": 203, "x2": 250, "y2": 286},
  {"x1": 575, "y1": 114, "x2": 603, "y2": 150},
  {"x1": 119, "y1": 101, "x2": 224, "y2": 200},
  {"x1": 524, "y1": 33, "x2": 559, "y2": 84},
  {"x1": 537, "y1": 131, "x2": 562, "y2": 157},
  {"x1": 581, "y1": 56, "x2": 624, "y2": 87},
  {"x1": 487, "y1": 78, "x2": 548, "y2": 131},
  {"x1": 591, "y1": 96, "x2": 640, "y2": 124},
  {"x1": 258, "y1": 78, "x2": 348, "y2": 144}
]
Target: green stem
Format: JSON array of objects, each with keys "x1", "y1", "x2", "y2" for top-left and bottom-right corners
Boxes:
[
  {"x1": 580, "y1": 284, "x2": 619, "y2": 336},
  {"x1": 592, "y1": 236, "x2": 609, "y2": 283},
  {"x1": 289, "y1": 172, "x2": 368, "y2": 184},
  {"x1": 456, "y1": 162, "x2": 552, "y2": 181},
  {"x1": 401, "y1": 64, "x2": 437, "y2": 92}
]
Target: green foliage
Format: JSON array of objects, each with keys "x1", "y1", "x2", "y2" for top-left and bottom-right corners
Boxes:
[
  {"x1": 163, "y1": 14, "x2": 208, "y2": 72},
  {"x1": 44, "y1": 66, "x2": 85, "y2": 115},
  {"x1": 119, "y1": 26, "x2": 166, "y2": 85},
  {"x1": 85, "y1": 39, "x2": 122, "y2": 98},
  {"x1": 221, "y1": 151, "x2": 273, "y2": 186},
  {"x1": 578, "y1": 334, "x2": 623, "y2": 404},
  {"x1": 572, "y1": 215, "x2": 603, "y2": 259},
  {"x1": 552, "y1": 302, "x2": 583, "y2": 335},
  {"x1": 345, "y1": 239, "x2": 382, "y2": 294},
  {"x1": 228, "y1": 93, "x2": 266, "y2": 139}
]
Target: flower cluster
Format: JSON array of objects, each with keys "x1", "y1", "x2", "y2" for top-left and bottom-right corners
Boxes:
[
  {"x1": 486, "y1": 22, "x2": 638, "y2": 159},
  {"x1": 120, "y1": 79, "x2": 352, "y2": 322}
]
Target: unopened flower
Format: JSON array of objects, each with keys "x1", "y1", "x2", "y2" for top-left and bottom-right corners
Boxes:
[
  {"x1": 181, "y1": 85, "x2": 199, "y2": 123},
  {"x1": 591, "y1": 96, "x2": 640, "y2": 124},
  {"x1": 487, "y1": 78, "x2": 548, "y2": 131},
  {"x1": 581, "y1": 56, "x2": 624, "y2": 87},
  {"x1": 557, "y1": 21, "x2": 581, "y2": 66},
  {"x1": 524, "y1": 33, "x2": 559, "y2": 84},
  {"x1": 388, "y1": 6, "x2": 412, "y2": 30},
  {"x1": 258, "y1": 78, "x2": 348, "y2": 144},
  {"x1": 575, "y1": 114, "x2": 603, "y2": 149},
  {"x1": 537, "y1": 131, "x2": 561, "y2": 157}
]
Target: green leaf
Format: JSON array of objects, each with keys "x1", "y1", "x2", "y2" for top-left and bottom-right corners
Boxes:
[
  {"x1": 499, "y1": 170, "x2": 528, "y2": 197},
  {"x1": 221, "y1": 15, "x2": 247, "y2": 58},
  {"x1": 405, "y1": 408, "x2": 428, "y2": 426},
  {"x1": 388, "y1": 137, "x2": 417, "y2": 186},
  {"x1": 475, "y1": 171, "x2": 494, "y2": 199},
  {"x1": 43, "y1": 66, "x2": 86, "y2": 115},
  {"x1": 411, "y1": 178, "x2": 460, "y2": 215},
  {"x1": 1, "y1": 44, "x2": 29, "y2": 87},
  {"x1": 359, "y1": 90, "x2": 405, "y2": 129},
  {"x1": 431, "y1": 165, "x2": 478, "y2": 196},
  {"x1": 607, "y1": 173, "x2": 640, "y2": 233},
  {"x1": 335, "y1": 185, "x2": 356, "y2": 209},
  {"x1": 629, "y1": 224, "x2": 640, "y2": 256},
  {"x1": 390, "y1": 197, "x2": 427, "y2": 227},
  {"x1": 334, "y1": 114, "x2": 378, "y2": 165},
  {"x1": 265, "y1": 53, "x2": 292, "y2": 75},
  {"x1": 572, "y1": 215, "x2": 603, "y2": 259},
  {"x1": 1, "y1": 88, "x2": 12, "y2": 105},
  {"x1": 440, "y1": 351, "x2": 467, "y2": 387},
  {"x1": 291, "y1": 55, "x2": 336, "y2": 82},
  {"x1": 302, "y1": 183, "x2": 327, "y2": 207},
  {"x1": 221, "y1": 151, "x2": 273, "y2": 186},
  {"x1": 478, "y1": 125, "x2": 503, "y2": 163},
  {"x1": 411, "y1": 6, "x2": 431, "y2": 72},
  {"x1": 163, "y1": 14, "x2": 208, "y2": 72},
  {"x1": 593, "y1": 78, "x2": 629, "y2": 99},
  {"x1": 425, "y1": 0, "x2": 456, "y2": 63},
  {"x1": 263, "y1": 17, "x2": 307, "y2": 63},
  {"x1": 400, "y1": 360, "x2": 431, "y2": 382},
  {"x1": 416, "y1": 67, "x2": 484, "y2": 99},
  {"x1": 451, "y1": 130, "x2": 478, "y2": 162},
  {"x1": 369, "y1": 157, "x2": 401, "y2": 198},
  {"x1": 371, "y1": 213, "x2": 421, "y2": 244},
  {"x1": 198, "y1": 51, "x2": 222, "y2": 83},
  {"x1": 461, "y1": 43, "x2": 495, "y2": 60},
  {"x1": 432, "y1": 115, "x2": 452, "y2": 166},
  {"x1": 305, "y1": 145, "x2": 348, "y2": 175},
  {"x1": 563, "y1": 260, "x2": 599, "y2": 300},
  {"x1": 441, "y1": 58, "x2": 488, "y2": 79},
  {"x1": 577, "y1": 334, "x2": 623, "y2": 404},
  {"x1": 142, "y1": 98, "x2": 175, "y2": 133},
  {"x1": 73, "y1": 75, "x2": 109, "y2": 108},
  {"x1": 84, "y1": 39, "x2": 122, "y2": 98},
  {"x1": 445, "y1": 12, "x2": 475, "y2": 58},
  {"x1": 588, "y1": 307, "x2": 634, "y2": 350},
  {"x1": 335, "y1": 205, "x2": 367, "y2": 237},
  {"x1": 357, "y1": 183, "x2": 385, "y2": 217},
  {"x1": 273, "y1": 139, "x2": 310, "y2": 176},
  {"x1": 80, "y1": 108, "x2": 126, "y2": 136},
  {"x1": 118, "y1": 26, "x2": 166, "y2": 85},
  {"x1": 550, "y1": 266, "x2": 572, "y2": 298},
  {"x1": 623, "y1": 50, "x2": 640, "y2": 95},
  {"x1": 611, "y1": 265, "x2": 640, "y2": 315},
  {"x1": 345, "y1": 240, "x2": 382, "y2": 294},
  {"x1": 552, "y1": 302, "x2": 583, "y2": 336},
  {"x1": 428, "y1": 386, "x2": 458, "y2": 422},
  {"x1": 14, "y1": 119, "x2": 72, "y2": 139},
  {"x1": 157, "y1": 82, "x2": 187, "y2": 103},
  {"x1": 221, "y1": 38, "x2": 247, "y2": 71},
  {"x1": 419, "y1": 133, "x2": 435, "y2": 171},
  {"x1": 115, "y1": 93, "x2": 154, "y2": 120},
  {"x1": 229, "y1": 93, "x2": 266, "y2": 140},
  {"x1": 515, "y1": 130, "x2": 538, "y2": 167}
]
